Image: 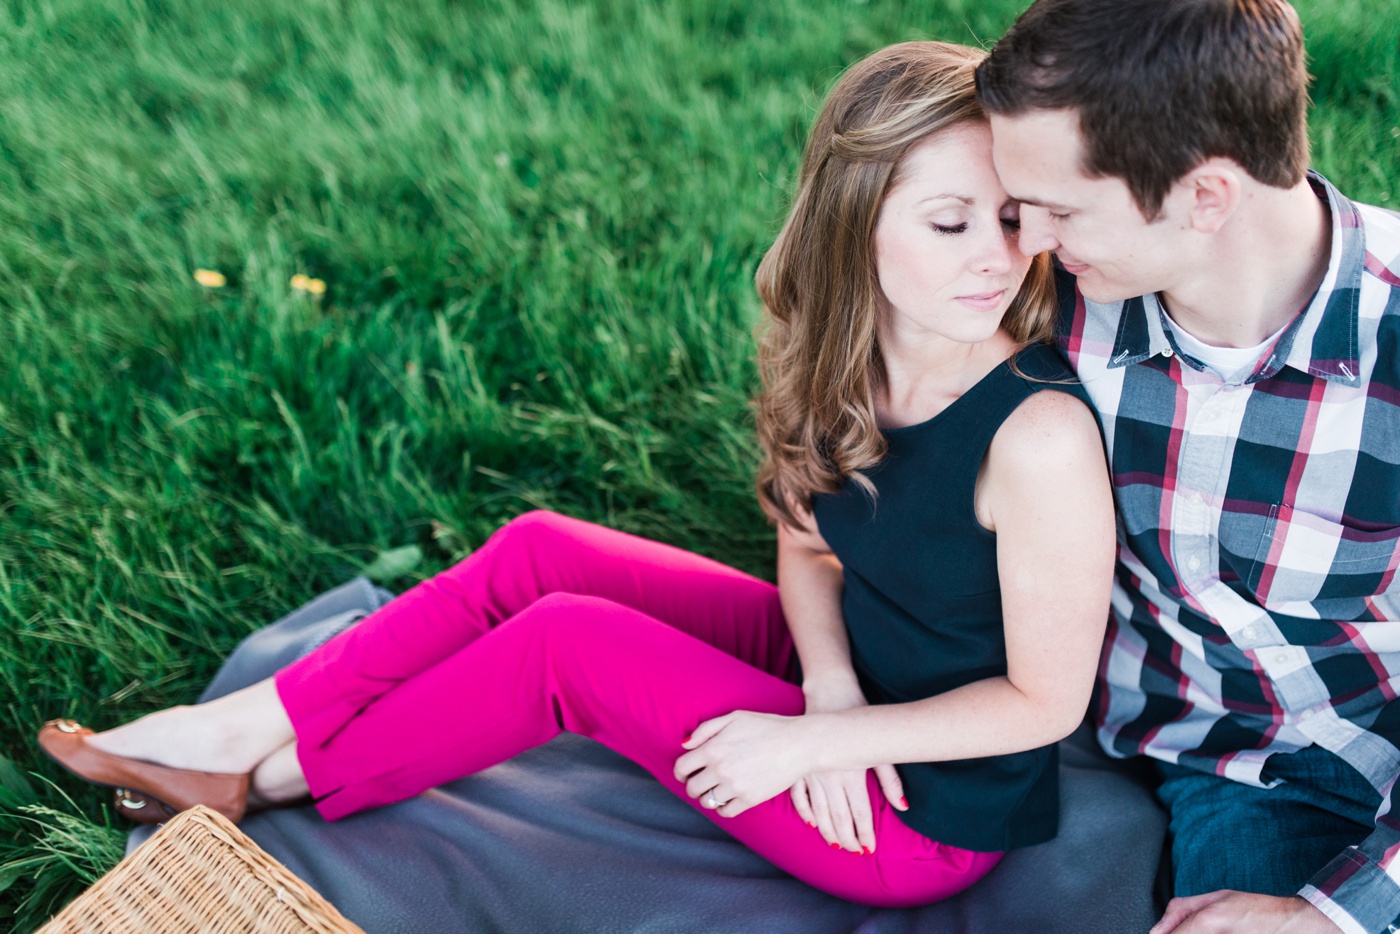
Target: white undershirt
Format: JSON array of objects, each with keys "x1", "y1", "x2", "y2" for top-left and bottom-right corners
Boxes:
[{"x1": 1164, "y1": 316, "x2": 1290, "y2": 381}]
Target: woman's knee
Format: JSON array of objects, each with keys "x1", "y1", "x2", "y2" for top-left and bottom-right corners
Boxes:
[
  {"x1": 431, "y1": 510, "x2": 573, "y2": 577},
  {"x1": 497, "y1": 509, "x2": 569, "y2": 544},
  {"x1": 517, "y1": 592, "x2": 622, "y2": 635},
  {"x1": 488, "y1": 509, "x2": 593, "y2": 561},
  {"x1": 521, "y1": 594, "x2": 681, "y2": 663}
]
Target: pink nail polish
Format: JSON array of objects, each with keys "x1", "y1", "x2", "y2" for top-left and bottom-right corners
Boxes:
[
  {"x1": 829, "y1": 842, "x2": 839, "y2": 849},
  {"x1": 862, "y1": 846, "x2": 872, "y2": 856},
  {"x1": 682, "y1": 734, "x2": 692, "y2": 744},
  {"x1": 806, "y1": 821, "x2": 816, "y2": 829},
  {"x1": 899, "y1": 796, "x2": 908, "y2": 809}
]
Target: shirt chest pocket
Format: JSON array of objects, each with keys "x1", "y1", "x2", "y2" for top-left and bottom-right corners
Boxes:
[{"x1": 1246, "y1": 504, "x2": 1400, "y2": 617}]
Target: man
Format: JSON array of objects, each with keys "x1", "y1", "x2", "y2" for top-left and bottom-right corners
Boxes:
[{"x1": 976, "y1": 2, "x2": 1400, "y2": 932}]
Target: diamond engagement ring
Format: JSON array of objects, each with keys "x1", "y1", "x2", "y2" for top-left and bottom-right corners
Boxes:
[{"x1": 704, "y1": 789, "x2": 719, "y2": 809}]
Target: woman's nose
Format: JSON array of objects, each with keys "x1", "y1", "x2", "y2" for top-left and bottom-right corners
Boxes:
[{"x1": 975, "y1": 224, "x2": 1017, "y2": 275}]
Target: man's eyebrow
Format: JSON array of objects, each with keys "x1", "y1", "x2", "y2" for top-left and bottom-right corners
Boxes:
[{"x1": 1010, "y1": 196, "x2": 1073, "y2": 211}]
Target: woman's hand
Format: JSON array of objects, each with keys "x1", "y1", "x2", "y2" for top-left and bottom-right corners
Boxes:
[
  {"x1": 793, "y1": 678, "x2": 906, "y2": 854},
  {"x1": 788, "y1": 765, "x2": 904, "y2": 854},
  {"x1": 673, "y1": 711, "x2": 811, "y2": 818}
]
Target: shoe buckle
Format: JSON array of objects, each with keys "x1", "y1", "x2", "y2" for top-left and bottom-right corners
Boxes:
[
  {"x1": 117, "y1": 790, "x2": 147, "y2": 811},
  {"x1": 55, "y1": 720, "x2": 80, "y2": 733}
]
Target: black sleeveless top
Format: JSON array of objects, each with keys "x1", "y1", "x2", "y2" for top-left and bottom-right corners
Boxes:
[{"x1": 810, "y1": 342, "x2": 1087, "y2": 852}]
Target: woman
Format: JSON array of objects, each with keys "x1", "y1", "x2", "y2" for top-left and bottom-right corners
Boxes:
[{"x1": 39, "y1": 41, "x2": 1114, "y2": 908}]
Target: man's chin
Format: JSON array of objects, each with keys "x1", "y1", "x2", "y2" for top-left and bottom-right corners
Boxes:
[
  {"x1": 1057, "y1": 261, "x2": 1145, "y2": 304},
  {"x1": 1074, "y1": 274, "x2": 1141, "y2": 306}
]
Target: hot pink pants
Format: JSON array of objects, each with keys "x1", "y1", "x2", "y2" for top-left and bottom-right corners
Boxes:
[{"x1": 274, "y1": 510, "x2": 1001, "y2": 907}]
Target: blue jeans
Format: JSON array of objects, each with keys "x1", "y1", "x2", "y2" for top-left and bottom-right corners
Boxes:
[{"x1": 1155, "y1": 745, "x2": 1380, "y2": 897}]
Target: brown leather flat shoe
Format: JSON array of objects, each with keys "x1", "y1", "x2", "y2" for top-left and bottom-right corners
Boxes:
[
  {"x1": 37, "y1": 719, "x2": 251, "y2": 825},
  {"x1": 113, "y1": 785, "x2": 310, "y2": 824},
  {"x1": 111, "y1": 787, "x2": 181, "y2": 824}
]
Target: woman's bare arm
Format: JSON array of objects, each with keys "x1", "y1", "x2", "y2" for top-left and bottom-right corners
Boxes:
[
  {"x1": 784, "y1": 390, "x2": 1114, "y2": 769},
  {"x1": 677, "y1": 390, "x2": 1115, "y2": 814},
  {"x1": 775, "y1": 513, "x2": 907, "y2": 852},
  {"x1": 776, "y1": 519, "x2": 860, "y2": 706}
]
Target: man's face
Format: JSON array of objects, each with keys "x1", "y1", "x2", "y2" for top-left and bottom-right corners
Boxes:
[{"x1": 988, "y1": 109, "x2": 1185, "y2": 304}]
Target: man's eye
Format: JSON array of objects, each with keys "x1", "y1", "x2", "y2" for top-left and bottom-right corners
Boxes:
[
  {"x1": 1000, "y1": 217, "x2": 1022, "y2": 230},
  {"x1": 1049, "y1": 211, "x2": 1071, "y2": 221}
]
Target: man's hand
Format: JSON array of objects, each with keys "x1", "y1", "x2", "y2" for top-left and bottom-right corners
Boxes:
[{"x1": 1150, "y1": 891, "x2": 1339, "y2": 934}]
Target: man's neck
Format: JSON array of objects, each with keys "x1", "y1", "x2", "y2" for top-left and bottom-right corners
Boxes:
[{"x1": 1160, "y1": 179, "x2": 1333, "y2": 348}]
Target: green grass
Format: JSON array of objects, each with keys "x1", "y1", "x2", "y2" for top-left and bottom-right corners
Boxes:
[{"x1": 0, "y1": 0, "x2": 1396, "y2": 927}]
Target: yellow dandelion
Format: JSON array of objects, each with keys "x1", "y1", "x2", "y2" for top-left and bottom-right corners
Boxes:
[
  {"x1": 306, "y1": 278, "x2": 327, "y2": 295},
  {"x1": 290, "y1": 274, "x2": 311, "y2": 290},
  {"x1": 193, "y1": 269, "x2": 226, "y2": 288}
]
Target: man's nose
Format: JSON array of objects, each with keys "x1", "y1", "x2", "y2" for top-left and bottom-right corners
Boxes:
[{"x1": 1017, "y1": 206, "x2": 1060, "y2": 256}]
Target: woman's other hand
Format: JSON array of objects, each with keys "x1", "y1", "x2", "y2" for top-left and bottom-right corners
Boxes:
[{"x1": 792, "y1": 676, "x2": 906, "y2": 854}]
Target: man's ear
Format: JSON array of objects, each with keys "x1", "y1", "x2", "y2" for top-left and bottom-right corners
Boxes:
[{"x1": 1178, "y1": 159, "x2": 1242, "y2": 234}]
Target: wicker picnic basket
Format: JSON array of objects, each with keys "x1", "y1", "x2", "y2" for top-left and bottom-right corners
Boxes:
[{"x1": 36, "y1": 805, "x2": 364, "y2": 933}]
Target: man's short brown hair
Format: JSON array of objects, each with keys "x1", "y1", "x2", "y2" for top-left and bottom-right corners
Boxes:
[{"x1": 975, "y1": 0, "x2": 1311, "y2": 218}]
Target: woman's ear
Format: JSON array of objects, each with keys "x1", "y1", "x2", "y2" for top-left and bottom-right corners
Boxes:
[{"x1": 1178, "y1": 159, "x2": 1243, "y2": 235}]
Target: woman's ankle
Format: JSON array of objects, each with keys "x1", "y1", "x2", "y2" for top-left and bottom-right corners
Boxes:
[{"x1": 251, "y1": 741, "x2": 309, "y2": 804}]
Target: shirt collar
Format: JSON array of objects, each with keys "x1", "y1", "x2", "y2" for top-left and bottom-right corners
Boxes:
[
  {"x1": 1105, "y1": 293, "x2": 1169, "y2": 369},
  {"x1": 1104, "y1": 170, "x2": 1363, "y2": 386}
]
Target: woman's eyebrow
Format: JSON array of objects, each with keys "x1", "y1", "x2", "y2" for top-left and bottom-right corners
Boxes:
[{"x1": 914, "y1": 194, "x2": 974, "y2": 206}]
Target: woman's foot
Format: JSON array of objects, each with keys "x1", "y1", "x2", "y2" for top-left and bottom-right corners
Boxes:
[
  {"x1": 39, "y1": 679, "x2": 304, "y2": 824},
  {"x1": 38, "y1": 720, "x2": 253, "y2": 824},
  {"x1": 106, "y1": 739, "x2": 310, "y2": 822},
  {"x1": 85, "y1": 678, "x2": 296, "y2": 775}
]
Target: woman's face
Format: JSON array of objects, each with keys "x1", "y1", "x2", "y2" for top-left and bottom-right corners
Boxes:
[{"x1": 872, "y1": 120, "x2": 1032, "y2": 347}]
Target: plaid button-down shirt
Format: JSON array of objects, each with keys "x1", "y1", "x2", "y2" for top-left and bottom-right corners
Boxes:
[{"x1": 1060, "y1": 172, "x2": 1400, "y2": 934}]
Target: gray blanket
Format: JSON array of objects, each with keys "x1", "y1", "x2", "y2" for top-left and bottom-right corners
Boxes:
[{"x1": 129, "y1": 577, "x2": 1167, "y2": 933}]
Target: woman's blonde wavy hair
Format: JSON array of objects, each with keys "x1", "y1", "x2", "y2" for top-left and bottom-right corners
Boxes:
[{"x1": 754, "y1": 41, "x2": 1057, "y2": 529}]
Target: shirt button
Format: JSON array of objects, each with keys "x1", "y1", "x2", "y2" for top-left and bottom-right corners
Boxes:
[
  {"x1": 1241, "y1": 625, "x2": 1259, "y2": 640},
  {"x1": 1161, "y1": 347, "x2": 1174, "y2": 358},
  {"x1": 1300, "y1": 709, "x2": 1315, "y2": 721},
  {"x1": 1187, "y1": 556, "x2": 1202, "y2": 571},
  {"x1": 1273, "y1": 651, "x2": 1290, "y2": 665}
]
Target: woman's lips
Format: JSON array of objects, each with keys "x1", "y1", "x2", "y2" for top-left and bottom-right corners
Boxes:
[{"x1": 956, "y1": 289, "x2": 1008, "y2": 311}]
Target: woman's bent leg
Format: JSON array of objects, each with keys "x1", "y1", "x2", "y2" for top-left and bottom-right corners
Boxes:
[
  {"x1": 277, "y1": 511, "x2": 792, "y2": 751},
  {"x1": 294, "y1": 593, "x2": 997, "y2": 908}
]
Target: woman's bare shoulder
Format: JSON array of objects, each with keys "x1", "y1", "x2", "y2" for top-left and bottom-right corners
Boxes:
[{"x1": 986, "y1": 388, "x2": 1106, "y2": 488}]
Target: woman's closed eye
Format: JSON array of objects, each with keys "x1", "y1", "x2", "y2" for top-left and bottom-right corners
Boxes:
[{"x1": 932, "y1": 223, "x2": 969, "y2": 235}]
